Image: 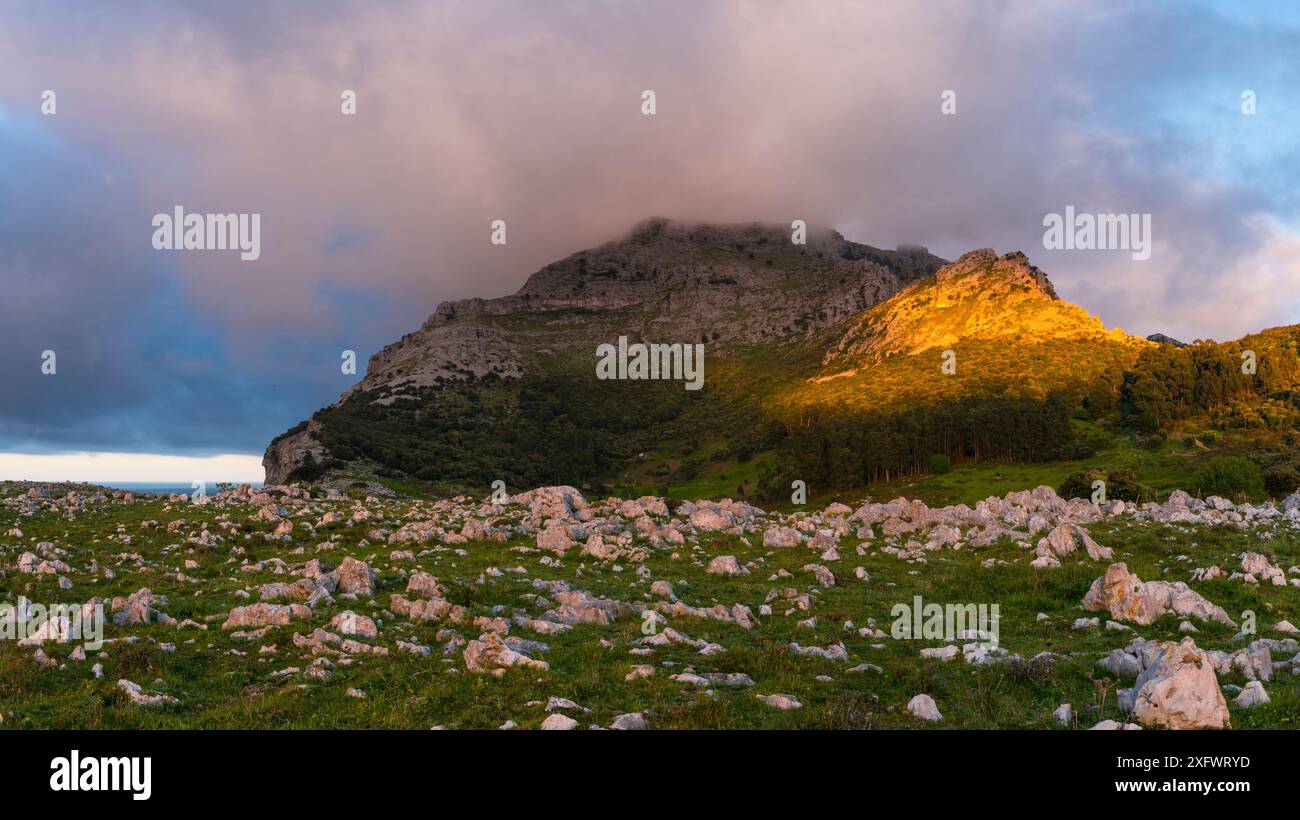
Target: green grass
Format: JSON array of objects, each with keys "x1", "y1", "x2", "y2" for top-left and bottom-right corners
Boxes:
[{"x1": 1, "y1": 481, "x2": 1295, "y2": 729}]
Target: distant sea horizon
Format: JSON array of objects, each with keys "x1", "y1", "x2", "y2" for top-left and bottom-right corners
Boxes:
[{"x1": 98, "y1": 481, "x2": 265, "y2": 495}]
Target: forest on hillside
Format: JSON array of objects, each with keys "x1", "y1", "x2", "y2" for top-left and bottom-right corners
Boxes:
[{"x1": 299, "y1": 327, "x2": 1300, "y2": 503}]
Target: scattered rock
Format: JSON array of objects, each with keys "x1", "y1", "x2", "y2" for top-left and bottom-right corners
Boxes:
[
  {"x1": 907, "y1": 694, "x2": 942, "y2": 722},
  {"x1": 1233, "y1": 681, "x2": 1269, "y2": 709},
  {"x1": 540, "y1": 713, "x2": 578, "y2": 730},
  {"x1": 755, "y1": 693, "x2": 802, "y2": 710},
  {"x1": 1083, "y1": 563, "x2": 1234, "y2": 627}
]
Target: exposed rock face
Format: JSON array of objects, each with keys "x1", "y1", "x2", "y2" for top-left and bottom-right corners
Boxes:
[
  {"x1": 763, "y1": 526, "x2": 802, "y2": 548},
  {"x1": 1240, "y1": 551, "x2": 1286, "y2": 586},
  {"x1": 1146, "y1": 332, "x2": 1188, "y2": 347},
  {"x1": 331, "y1": 611, "x2": 378, "y2": 639},
  {"x1": 539, "y1": 713, "x2": 578, "y2": 730},
  {"x1": 610, "y1": 712, "x2": 648, "y2": 730},
  {"x1": 1083, "y1": 563, "x2": 1162, "y2": 625},
  {"x1": 1131, "y1": 638, "x2": 1231, "y2": 730},
  {"x1": 1234, "y1": 681, "x2": 1269, "y2": 709},
  {"x1": 1034, "y1": 523, "x2": 1112, "y2": 562},
  {"x1": 361, "y1": 219, "x2": 943, "y2": 397},
  {"x1": 756, "y1": 693, "x2": 803, "y2": 710},
  {"x1": 391, "y1": 571, "x2": 462, "y2": 623},
  {"x1": 824, "y1": 249, "x2": 1149, "y2": 366},
  {"x1": 111, "y1": 587, "x2": 163, "y2": 626},
  {"x1": 7, "y1": 477, "x2": 1300, "y2": 730},
  {"x1": 118, "y1": 679, "x2": 179, "y2": 707},
  {"x1": 263, "y1": 420, "x2": 328, "y2": 486},
  {"x1": 263, "y1": 219, "x2": 944, "y2": 483}
]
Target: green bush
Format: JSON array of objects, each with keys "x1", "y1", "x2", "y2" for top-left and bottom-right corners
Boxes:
[
  {"x1": 1138, "y1": 432, "x2": 1166, "y2": 450},
  {"x1": 1058, "y1": 467, "x2": 1146, "y2": 502},
  {"x1": 1195, "y1": 456, "x2": 1264, "y2": 500},
  {"x1": 1263, "y1": 461, "x2": 1300, "y2": 498},
  {"x1": 287, "y1": 453, "x2": 327, "y2": 483},
  {"x1": 927, "y1": 453, "x2": 951, "y2": 474}
]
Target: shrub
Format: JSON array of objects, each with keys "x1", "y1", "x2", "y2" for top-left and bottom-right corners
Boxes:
[
  {"x1": 1058, "y1": 467, "x2": 1146, "y2": 502},
  {"x1": 1195, "y1": 456, "x2": 1264, "y2": 500},
  {"x1": 1263, "y1": 461, "x2": 1300, "y2": 498},
  {"x1": 927, "y1": 453, "x2": 951, "y2": 474},
  {"x1": 1061, "y1": 439, "x2": 1096, "y2": 460},
  {"x1": 287, "y1": 453, "x2": 327, "y2": 483},
  {"x1": 1138, "y1": 432, "x2": 1166, "y2": 450}
]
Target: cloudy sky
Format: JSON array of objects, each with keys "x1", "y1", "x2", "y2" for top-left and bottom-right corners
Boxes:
[{"x1": 1, "y1": 0, "x2": 1298, "y2": 481}]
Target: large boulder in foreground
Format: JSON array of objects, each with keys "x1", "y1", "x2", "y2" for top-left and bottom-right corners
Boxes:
[
  {"x1": 1082, "y1": 563, "x2": 1235, "y2": 627},
  {"x1": 1131, "y1": 638, "x2": 1231, "y2": 730}
]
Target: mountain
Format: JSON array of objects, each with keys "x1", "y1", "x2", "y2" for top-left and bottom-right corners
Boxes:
[
  {"x1": 338, "y1": 218, "x2": 942, "y2": 398},
  {"x1": 265, "y1": 218, "x2": 945, "y2": 484},
  {"x1": 264, "y1": 219, "x2": 1299, "y2": 500},
  {"x1": 1147, "y1": 333, "x2": 1188, "y2": 348},
  {"x1": 793, "y1": 248, "x2": 1149, "y2": 413},
  {"x1": 824, "y1": 249, "x2": 1139, "y2": 364}
]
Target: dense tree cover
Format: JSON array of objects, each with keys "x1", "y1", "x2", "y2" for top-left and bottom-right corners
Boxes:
[
  {"x1": 756, "y1": 394, "x2": 1073, "y2": 498},
  {"x1": 298, "y1": 328, "x2": 1298, "y2": 500},
  {"x1": 1109, "y1": 334, "x2": 1300, "y2": 431},
  {"x1": 311, "y1": 371, "x2": 700, "y2": 495}
]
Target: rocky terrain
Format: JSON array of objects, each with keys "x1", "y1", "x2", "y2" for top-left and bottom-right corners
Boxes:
[
  {"x1": 821, "y1": 248, "x2": 1146, "y2": 368},
  {"x1": 351, "y1": 218, "x2": 945, "y2": 398},
  {"x1": 2, "y1": 479, "x2": 1297, "y2": 729},
  {"x1": 263, "y1": 218, "x2": 1299, "y2": 509},
  {"x1": 264, "y1": 218, "x2": 946, "y2": 485}
]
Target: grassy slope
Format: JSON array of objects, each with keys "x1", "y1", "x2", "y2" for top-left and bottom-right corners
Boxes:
[{"x1": 1, "y1": 488, "x2": 1295, "y2": 729}]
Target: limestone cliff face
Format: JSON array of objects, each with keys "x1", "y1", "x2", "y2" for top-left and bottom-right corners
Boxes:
[
  {"x1": 264, "y1": 218, "x2": 945, "y2": 483},
  {"x1": 263, "y1": 420, "x2": 327, "y2": 486},
  {"x1": 342, "y1": 218, "x2": 944, "y2": 398},
  {"x1": 823, "y1": 249, "x2": 1150, "y2": 367}
]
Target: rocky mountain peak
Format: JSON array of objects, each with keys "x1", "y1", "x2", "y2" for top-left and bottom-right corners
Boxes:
[
  {"x1": 349, "y1": 219, "x2": 947, "y2": 397},
  {"x1": 937, "y1": 249, "x2": 1058, "y2": 300},
  {"x1": 513, "y1": 218, "x2": 941, "y2": 302},
  {"x1": 265, "y1": 218, "x2": 950, "y2": 483},
  {"x1": 824, "y1": 249, "x2": 1141, "y2": 365},
  {"x1": 1147, "y1": 332, "x2": 1188, "y2": 348}
]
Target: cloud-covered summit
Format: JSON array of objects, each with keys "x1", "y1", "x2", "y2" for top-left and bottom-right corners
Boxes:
[{"x1": 1, "y1": 0, "x2": 1297, "y2": 456}]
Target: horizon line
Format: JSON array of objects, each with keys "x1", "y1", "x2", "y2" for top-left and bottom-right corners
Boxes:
[{"x1": 0, "y1": 452, "x2": 265, "y2": 483}]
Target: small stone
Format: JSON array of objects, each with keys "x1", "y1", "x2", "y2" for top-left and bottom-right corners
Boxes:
[
  {"x1": 540, "y1": 713, "x2": 578, "y2": 730},
  {"x1": 907, "y1": 693, "x2": 942, "y2": 721},
  {"x1": 1053, "y1": 703, "x2": 1072, "y2": 726},
  {"x1": 610, "y1": 712, "x2": 648, "y2": 730},
  {"x1": 1233, "y1": 681, "x2": 1269, "y2": 709}
]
